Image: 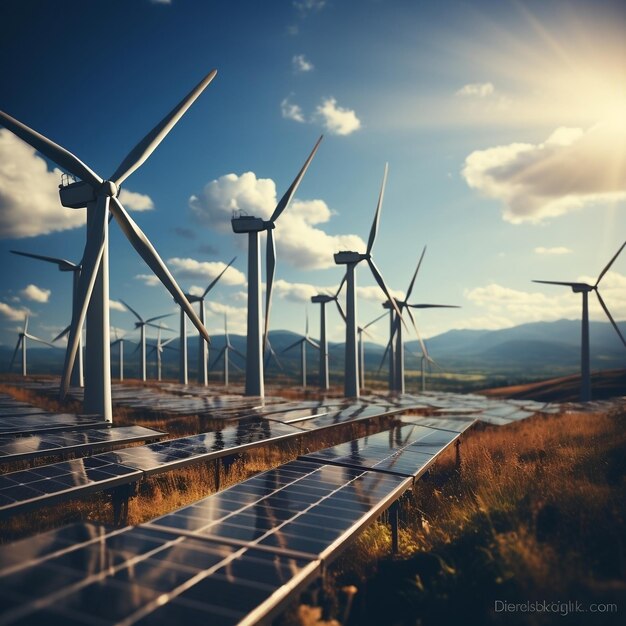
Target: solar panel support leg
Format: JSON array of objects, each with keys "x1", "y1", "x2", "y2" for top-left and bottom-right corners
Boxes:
[
  {"x1": 455, "y1": 438, "x2": 462, "y2": 472},
  {"x1": 111, "y1": 482, "x2": 138, "y2": 527},
  {"x1": 390, "y1": 502, "x2": 399, "y2": 555}
]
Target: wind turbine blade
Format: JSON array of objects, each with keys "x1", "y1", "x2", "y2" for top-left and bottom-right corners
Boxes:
[
  {"x1": 377, "y1": 337, "x2": 392, "y2": 374},
  {"x1": 334, "y1": 273, "x2": 347, "y2": 298},
  {"x1": 11, "y1": 250, "x2": 77, "y2": 271},
  {"x1": 109, "y1": 197, "x2": 210, "y2": 343},
  {"x1": 60, "y1": 196, "x2": 108, "y2": 398},
  {"x1": 203, "y1": 256, "x2": 237, "y2": 298},
  {"x1": 263, "y1": 227, "x2": 276, "y2": 351},
  {"x1": 161, "y1": 337, "x2": 176, "y2": 347},
  {"x1": 53, "y1": 325, "x2": 71, "y2": 343},
  {"x1": 119, "y1": 299, "x2": 143, "y2": 323},
  {"x1": 210, "y1": 347, "x2": 226, "y2": 370},
  {"x1": 281, "y1": 338, "x2": 303, "y2": 354},
  {"x1": 23, "y1": 315, "x2": 29, "y2": 335},
  {"x1": 363, "y1": 310, "x2": 387, "y2": 330},
  {"x1": 306, "y1": 337, "x2": 320, "y2": 349},
  {"x1": 596, "y1": 291, "x2": 626, "y2": 348},
  {"x1": 406, "y1": 306, "x2": 429, "y2": 360},
  {"x1": 269, "y1": 135, "x2": 323, "y2": 224},
  {"x1": 367, "y1": 257, "x2": 405, "y2": 328},
  {"x1": 334, "y1": 298, "x2": 347, "y2": 324},
  {"x1": 111, "y1": 69, "x2": 218, "y2": 186},
  {"x1": 366, "y1": 163, "x2": 388, "y2": 255},
  {"x1": 532, "y1": 280, "x2": 583, "y2": 288},
  {"x1": 305, "y1": 309, "x2": 309, "y2": 337},
  {"x1": 133, "y1": 341, "x2": 142, "y2": 355},
  {"x1": 25, "y1": 334, "x2": 56, "y2": 349},
  {"x1": 232, "y1": 347, "x2": 246, "y2": 361},
  {"x1": 146, "y1": 321, "x2": 172, "y2": 331},
  {"x1": 269, "y1": 345, "x2": 284, "y2": 371},
  {"x1": 596, "y1": 239, "x2": 626, "y2": 287},
  {"x1": 0, "y1": 110, "x2": 102, "y2": 187},
  {"x1": 145, "y1": 312, "x2": 173, "y2": 324},
  {"x1": 405, "y1": 245, "x2": 426, "y2": 303},
  {"x1": 360, "y1": 327, "x2": 374, "y2": 340},
  {"x1": 9, "y1": 337, "x2": 22, "y2": 371},
  {"x1": 408, "y1": 304, "x2": 461, "y2": 309}
]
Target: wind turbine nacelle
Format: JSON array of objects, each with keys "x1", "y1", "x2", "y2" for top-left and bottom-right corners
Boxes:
[
  {"x1": 334, "y1": 251, "x2": 362, "y2": 264},
  {"x1": 59, "y1": 181, "x2": 95, "y2": 209},
  {"x1": 311, "y1": 295, "x2": 332, "y2": 303},
  {"x1": 231, "y1": 216, "x2": 266, "y2": 233}
]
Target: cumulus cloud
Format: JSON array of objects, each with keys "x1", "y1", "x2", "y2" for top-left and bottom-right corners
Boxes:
[
  {"x1": 205, "y1": 302, "x2": 247, "y2": 335},
  {"x1": 109, "y1": 300, "x2": 127, "y2": 312},
  {"x1": 456, "y1": 82, "x2": 495, "y2": 98},
  {"x1": 356, "y1": 285, "x2": 404, "y2": 303},
  {"x1": 274, "y1": 279, "x2": 323, "y2": 302},
  {"x1": 189, "y1": 172, "x2": 365, "y2": 269},
  {"x1": 135, "y1": 274, "x2": 160, "y2": 287},
  {"x1": 0, "y1": 131, "x2": 156, "y2": 239},
  {"x1": 0, "y1": 302, "x2": 29, "y2": 322},
  {"x1": 281, "y1": 97, "x2": 306, "y2": 123},
  {"x1": 292, "y1": 54, "x2": 314, "y2": 73},
  {"x1": 20, "y1": 284, "x2": 50, "y2": 303},
  {"x1": 534, "y1": 246, "x2": 572, "y2": 255},
  {"x1": 462, "y1": 122, "x2": 626, "y2": 224},
  {"x1": 118, "y1": 189, "x2": 154, "y2": 211},
  {"x1": 315, "y1": 98, "x2": 361, "y2": 136},
  {"x1": 167, "y1": 258, "x2": 246, "y2": 286}
]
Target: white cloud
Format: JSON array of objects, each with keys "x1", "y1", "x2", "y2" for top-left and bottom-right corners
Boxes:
[
  {"x1": 189, "y1": 172, "x2": 365, "y2": 270},
  {"x1": 462, "y1": 122, "x2": 626, "y2": 224},
  {"x1": 118, "y1": 189, "x2": 154, "y2": 212},
  {"x1": 0, "y1": 302, "x2": 29, "y2": 322},
  {"x1": 534, "y1": 246, "x2": 572, "y2": 255},
  {"x1": 274, "y1": 279, "x2": 323, "y2": 302},
  {"x1": 205, "y1": 302, "x2": 247, "y2": 335},
  {"x1": 356, "y1": 285, "x2": 404, "y2": 303},
  {"x1": 314, "y1": 98, "x2": 361, "y2": 136},
  {"x1": 292, "y1": 54, "x2": 314, "y2": 73},
  {"x1": 0, "y1": 130, "x2": 156, "y2": 239},
  {"x1": 109, "y1": 299, "x2": 127, "y2": 312},
  {"x1": 456, "y1": 82, "x2": 495, "y2": 98},
  {"x1": 281, "y1": 97, "x2": 306, "y2": 123},
  {"x1": 135, "y1": 274, "x2": 160, "y2": 287},
  {"x1": 167, "y1": 258, "x2": 246, "y2": 286},
  {"x1": 293, "y1": 0, "x2": 326, "y2": 12},
  {"x1": 21, "y1": 284, "x2": 50, "y2": 303}
]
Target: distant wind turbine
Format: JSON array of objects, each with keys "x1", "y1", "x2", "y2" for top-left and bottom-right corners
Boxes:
[
  {"x1": 11, "y1": 250, "x2": 84, "y2": 387},
  {"x1": 111, "y1": 329, "x2": 125, "y2": 381},
  {"x1": 0, "y1": 69, "x2": 217, "y2": 421},
  {"x1": 186, "y1": 256, "x2": 237, "y2": 386},
  {"x1": 231, "y1": 136, "x2": 323, "y2": 397},
  {"x1": 120, "y1": 300, "x2": 172, "y2": 382},
  {"x1": 333, "y1": 163, "x2": 404, "y2": 398},
  {"x1": 210, "y1": 314, "x2": 246, "y2": 386},
  {"x1": 357, "y1": 312, "x2": 387, "y2": 391},
  {"x1": 281, "y1": 311, "x2": 320, "y2": 389},
  {"x1": 533, "y1": 240, "x2": 626, "y2": 401},
  {"x1": 148, "y1": 326, "x2": 176, "y2": 382},
  {"x1": 310, "y1": 277, "x2": 346, "y2": 389},
  {"x1": 9, "y1": 316, "x2": 55, "y2": 376}
]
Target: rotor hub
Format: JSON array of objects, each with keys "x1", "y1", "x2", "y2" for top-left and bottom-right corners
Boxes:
[{"x1": 100, "y1": 180, "x2": 118, "y2": 197}]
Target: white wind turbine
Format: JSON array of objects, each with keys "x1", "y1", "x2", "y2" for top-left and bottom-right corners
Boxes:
[
  {"x1": 111, "y1": 329, "x2": 125, "y2": 381},
  {"x1": 120, "y1": 300, "x2": 172, "y2": 382},
  {"x1": 281, "y1": 311, "x2": 320, "y2": 389},
  {"x1": 333, "y1": 163, "x2": 404, "y2": 398},
  {"x1": 11, "y1": 250, "x2": 84, "y2": 387},
  {"x1": 357, "y1": 312, "x2": 387, "y2": 391},
  {"x1": 0, "y1": 69, "x2": 216, "y2": 422},
  {"x1": 210, "y1": 314, "x2": 246, "y2": 387},
  {"x1": 231, "y1": 136, "x2": 323, "y2": 397},
  {"x1": 9, "y1": 316, "x2": 55, "y2": 376},
  {"x1": 185, "y1": 256, "x2": 237, "y2": 386},
  {"x1": 148, "y1": 326, "x2": 176, "y2": 382},
  {"x1": 311, "y1": 278, "x2": 346, "y2": 390},
  {"x1": 533, "y1": 240, "x2": 626, "y2": 402},
  {"x1": 382, "y1": 247, "x2": 460, "y2": 393}
]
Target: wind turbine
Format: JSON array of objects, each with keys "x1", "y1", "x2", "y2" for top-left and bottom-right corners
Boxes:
[
  {"x1": 11, "y1": 250, "x2": 84, "y2": 387},
  {"x1": 533, "y1": 240, "x2": 626, "y2": 402},
  {"x1": 9, "y1": 316, "x2": 55, "y2": 376},
  {"x1": 281, "y1": 311, "x2": 320, "y2": 389},
  {"x1": 357, "y1": 312, "x2": 387, "y2": 391},
  {"x1": 231, "y1": 135, "x2": 323, "y2": 398},
  {"x1": 210, "y1": 314, "x2": 245, "y2": 387},
  {"x1": 148, "y1": 327, "x2": 176, "y2": 382},
  {"x1": 311, "y1": 278, "x2": 346, "y2": 390},
  {"x1": 0, "y1": 69, "x2": 216, "y2": 422},
  {"x1": 186, "y1": 256, "x2": 237, "y2": 386},
  {"x1": 111, "y1": 329, "x2": 125, "y2": 381},
  {"x1": 383, "y1": 247, "x2": 460, "y2": 393},
  {"x1": 333, "y1": 163, "x2": 404, "y2": 398},
  {"x1": 120, "y1": 300, "x2": 172, "y2": 382}
]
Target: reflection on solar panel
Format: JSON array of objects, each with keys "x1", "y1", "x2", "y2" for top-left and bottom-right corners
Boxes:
[
  {"x1": 400, "y1": 414, "x2": 477, "y2": 433},
  {"x1": 299, "y1": 423, "x2": 461, "y2": 478},
  {"x1": 0, "y1": 523, "x2": 320, "y2": 626},
  {"x1": 0, "y1": 426, "x2": 165, "y2": 464},
  {"x1": 148, "y1": 459, "x2": 410, "y2": 560},
  {"x1": 0, "y1": 413, "x2": 107, "y2": 436},
  {"x1": 0, "y1": 456, "x2": 141, "y2": 517}
]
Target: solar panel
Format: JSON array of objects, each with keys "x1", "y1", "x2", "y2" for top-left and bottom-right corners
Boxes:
[
  {"x1": 0, "y1": 456, "x2": 142, "y2": 518},
  {"x1": 299, "y1": 423, "x2": 460, "y2": 478},
  {"x1": 148, "y1": 459, "x2": 410, "y2": 561},
  {"x1": 400, "y1": 414, "x2": 477, "y2": 433},
  {"x1": 0, "y1": 413, "x2": 108, "y2": 436},
  {"x1": 0, "y1": 425, "x2": 165, "y2": 464},
  {"x1": 0, "y1": 523, "x2": 320, "y2": 626}
]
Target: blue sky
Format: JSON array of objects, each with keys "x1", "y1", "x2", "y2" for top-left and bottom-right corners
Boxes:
[{"x1": 1, "y1": 0, "x2": 625, "y2": 350}]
